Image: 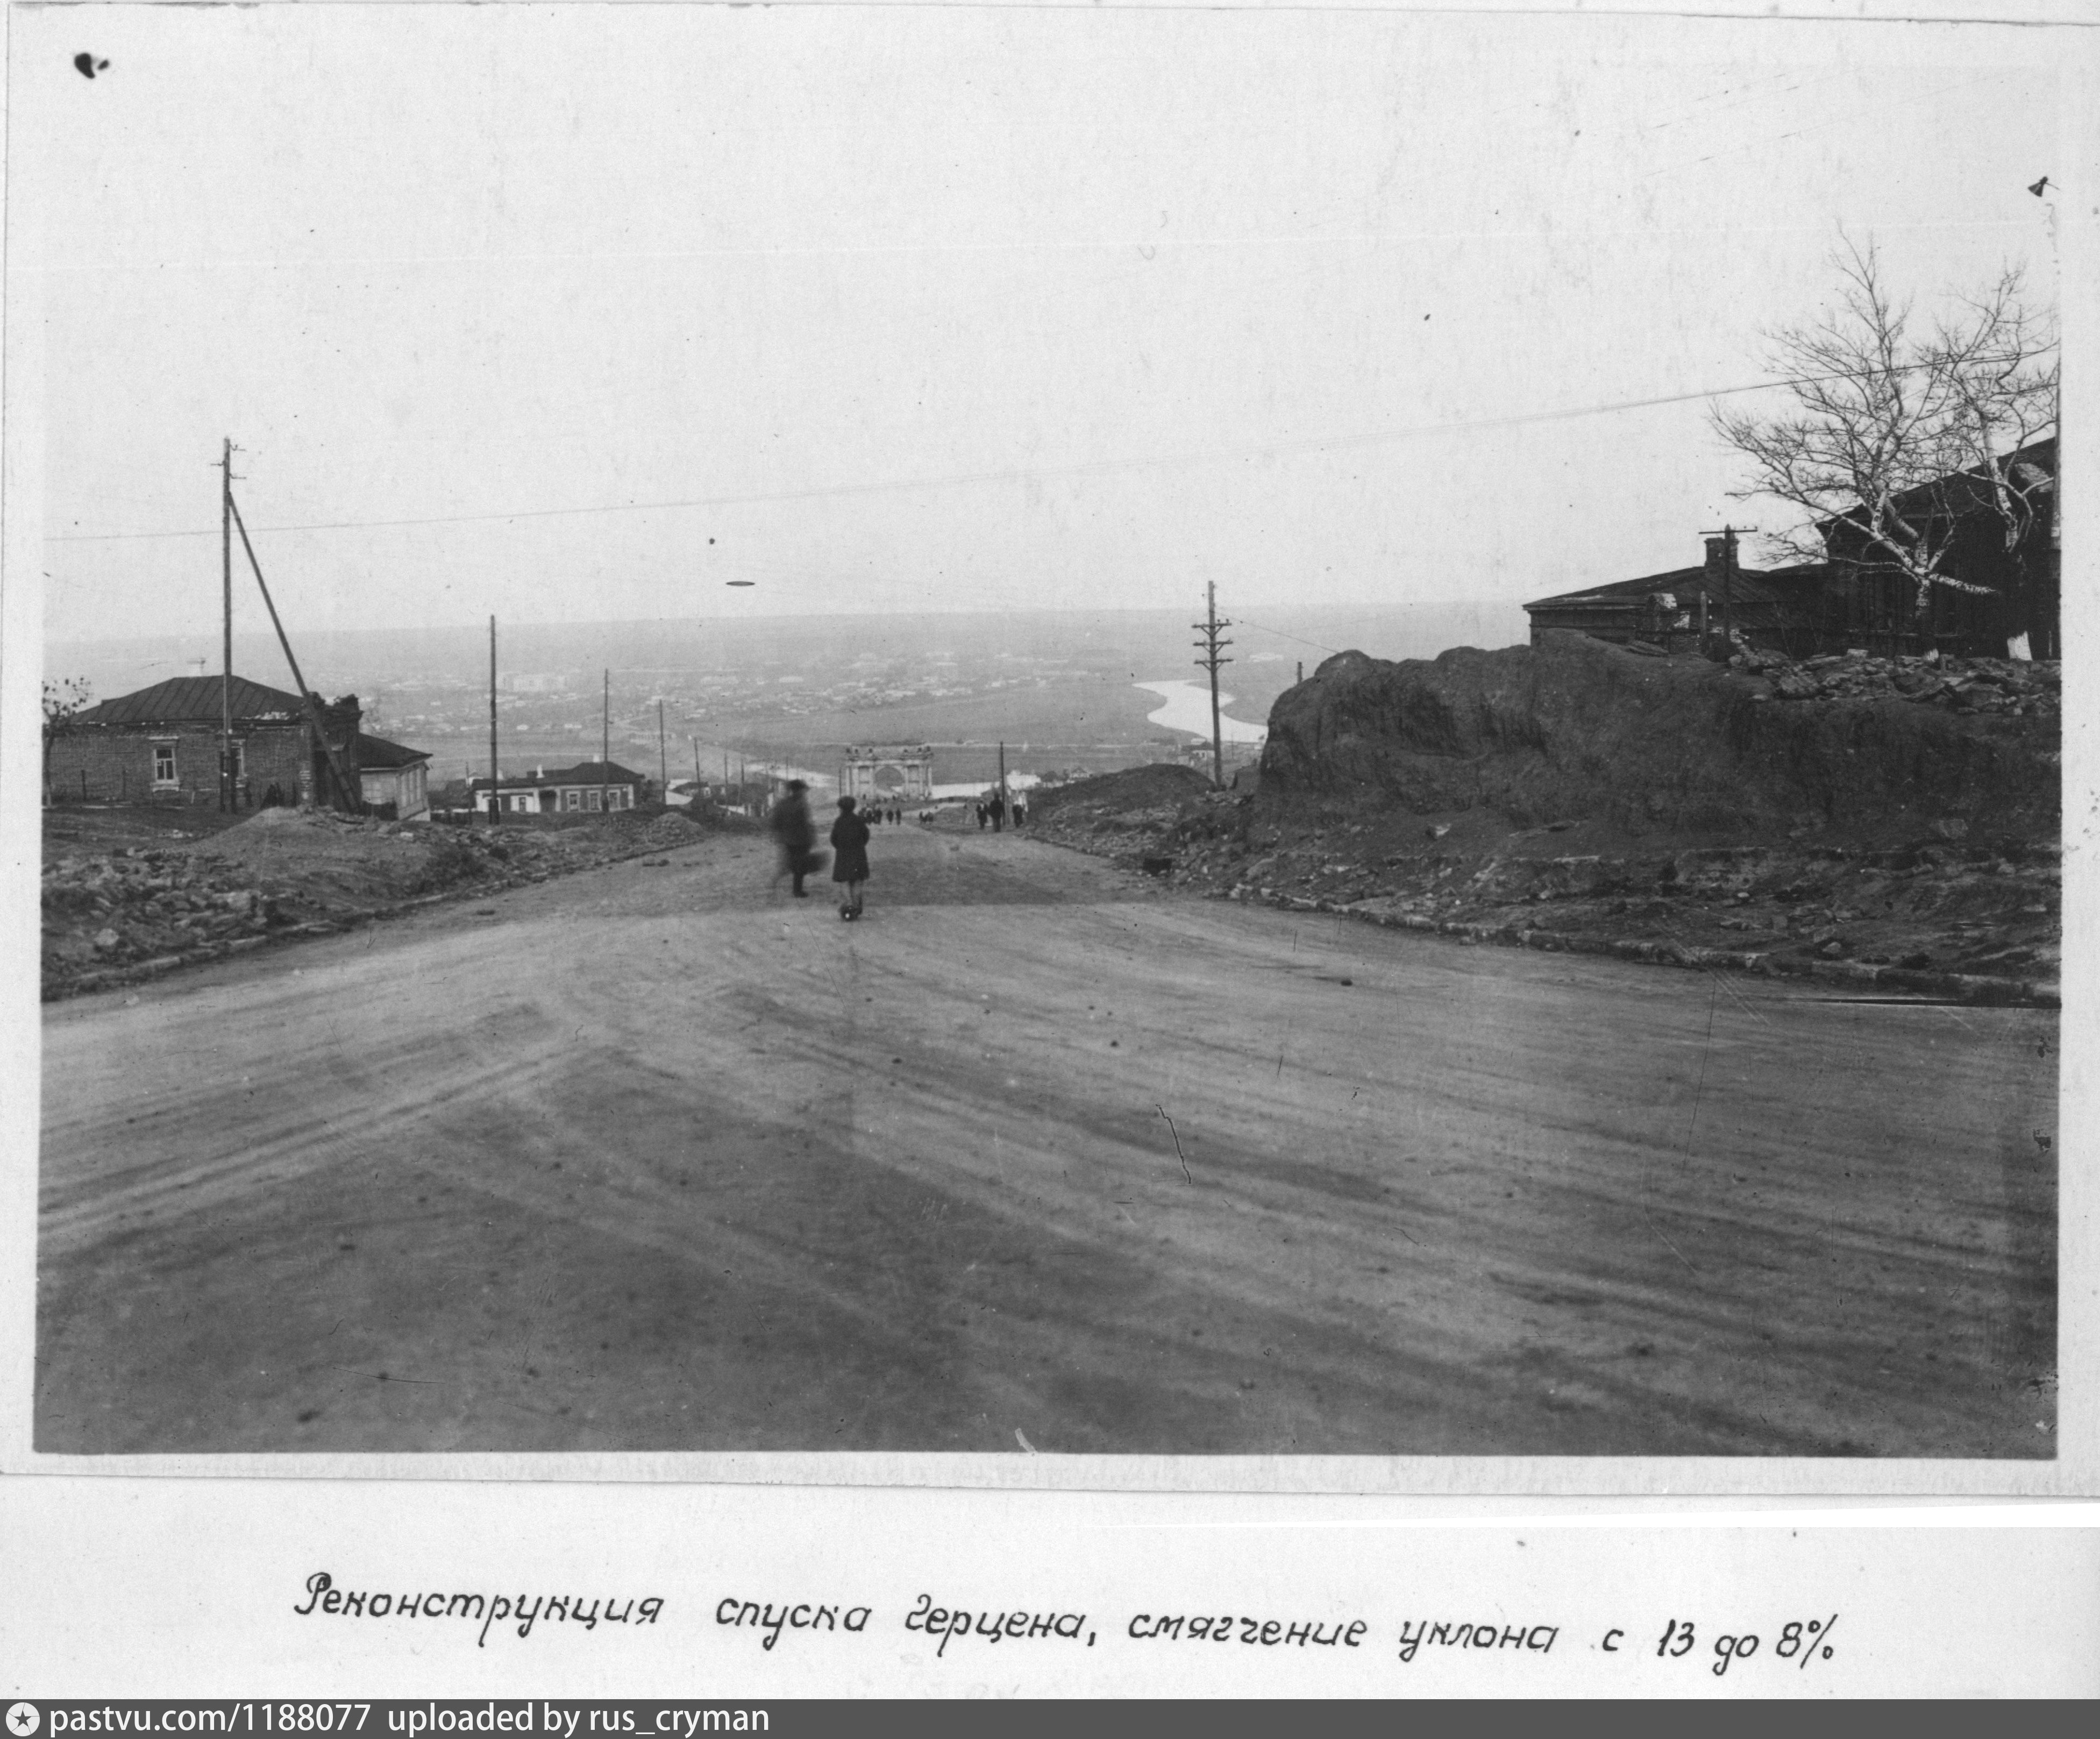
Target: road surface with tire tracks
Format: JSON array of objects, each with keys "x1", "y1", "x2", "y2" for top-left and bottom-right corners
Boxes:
[{"x1": 37, "y1": 819, "x2": 2055, "y2": 1456}]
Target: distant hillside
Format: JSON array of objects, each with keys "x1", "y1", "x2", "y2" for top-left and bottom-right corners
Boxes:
[{"x1": 48, "y1": 601, "x2": 1522, "y2": 699}]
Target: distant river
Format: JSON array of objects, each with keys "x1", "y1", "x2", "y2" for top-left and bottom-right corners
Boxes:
[{"x1": 1133, "y1": 680, "x2": 1268, "y2": 744}]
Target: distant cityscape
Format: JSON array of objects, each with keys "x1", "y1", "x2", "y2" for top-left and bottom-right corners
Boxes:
[{"x1": 51, "y1": 602, "x2": 1509, "y2": 792}]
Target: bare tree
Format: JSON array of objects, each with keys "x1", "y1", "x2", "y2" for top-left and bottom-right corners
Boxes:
[
  {"x1": 1711, "y1": 237, "x2": 2057, "y2": 646},
  {"x1": 42, "y1": 676, "x2": 94, "y2": 801}
]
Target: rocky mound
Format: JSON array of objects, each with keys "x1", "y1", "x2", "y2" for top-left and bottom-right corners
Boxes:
[
  {"x1": 1016, "y1": 632, "x2": 2060, "y2": 1001},
  {"x1": 1261, "y1": 630, "x2": 2058, "y2": 845}
]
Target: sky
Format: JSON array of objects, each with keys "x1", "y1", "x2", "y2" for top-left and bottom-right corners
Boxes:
[{"x1": 16, "y1": 3, "x2": 2075, "y2": 645}]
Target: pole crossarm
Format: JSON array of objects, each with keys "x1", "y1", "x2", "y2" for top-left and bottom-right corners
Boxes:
[{"x1": 1194, "y1": 582, "x2": 1234, "y2": 787}]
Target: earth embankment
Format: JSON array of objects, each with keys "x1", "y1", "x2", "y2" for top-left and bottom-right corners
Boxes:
[
  {"x1": 1261, "y1": 630, "x2": 2057, "y2": 842},
  {"x1": 39, "y1": 803, "x2": 737, "y2": 1000},
  {"x1": 1024, "y1": 633, "x2": 2060, "y2": 997}
]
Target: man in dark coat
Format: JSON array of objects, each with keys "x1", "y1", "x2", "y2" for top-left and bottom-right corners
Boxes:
[
  {"x1": 768, "y1": 779, "x2": 820, "y2": 897},
  {"x1": 830, "y1": 795, "x2": 872, "y2": 920}
]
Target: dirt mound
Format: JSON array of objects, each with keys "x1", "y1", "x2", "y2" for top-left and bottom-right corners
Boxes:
[
  {"x1": 1261, "y1": 631, "x2": 2058, "y2": 845},
  {"x1": 1029, "y1": 764, "x2": 1211, "y2": 822},
  {"x1": 43, "y1": 804, "x2": 735, "y2": 1000},
  {"x1": 1016, "y1": 634, "x2": 2060, "y2": 999},
  {"x1": 201, "y1": 807, "x2": 433, "y2": 873},
  {"x1": 1023, "y1": 764, "x2": 1218, "y2": 861}
]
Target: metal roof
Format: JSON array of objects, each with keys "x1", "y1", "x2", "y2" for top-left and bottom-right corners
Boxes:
[
  {"x1": 77, "y1": 674, "x2": 309, "y2": 727},
  {"x1": 469, "y1": 760, "x2": 645, "y2": 790},
  {"x1": 1525, "y1": 564, "x2": 1785, "y2": 611},
  {"x1": 354, "y1": 732, "x2": 431, "y2": 769}
]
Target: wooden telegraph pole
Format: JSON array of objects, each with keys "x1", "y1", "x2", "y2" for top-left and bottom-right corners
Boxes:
[
  {"x1": 488, "y1": 616, "x2": 500, "y2": 826},
  {"x1": 226, "y1": 495, "x2": 362, "y2": 815},
  {"x1": 1193, "y1": 581, "x2": 1233, "y2": 788},
  {"x1": 658, "y1": 700, "x2": 667, "y2": 803},
  {"x1": 220, "y1": 439, "x2": 234, "y2": 811},
  {"x1": 601, "y1": 670, "x2": 610, "y2": 817}
]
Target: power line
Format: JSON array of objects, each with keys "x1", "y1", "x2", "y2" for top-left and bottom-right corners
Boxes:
[
  {"x1": 1230, "y1": 616, "x2": 1346, "y2": 658},
  {"x1": 44, "y1": 353, "x2": 2044, "y2": 547}
]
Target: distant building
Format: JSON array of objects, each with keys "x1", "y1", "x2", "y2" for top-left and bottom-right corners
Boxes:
[
  {"x1": 840, "y1": 744, "x2": 935, "y2": 802},
  {"x1": 354, "y1": 735, "x2": 433, "y2": 821},
  {"x1": 469, "y1": 760, "x2": 646, "y2": 816},
  {"x1": 48, "y1": 674, "x2": 429, "y2": 817},
  {"x1": 1524, "y1": 550, "x2": 1810, "y2": 654},
  {"x1": 1527, "y1": 437, "x2": 2058, "y2": 661}
]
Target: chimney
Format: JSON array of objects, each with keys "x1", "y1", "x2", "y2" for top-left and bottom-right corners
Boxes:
[{"x1": 1703, "y1": 538, "x2": 1728, "y2": 586}]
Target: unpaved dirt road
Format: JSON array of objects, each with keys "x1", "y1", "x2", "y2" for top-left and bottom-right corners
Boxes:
[{"x1": 38, "y1": 822, "x2": 2055, "y2": 1455}]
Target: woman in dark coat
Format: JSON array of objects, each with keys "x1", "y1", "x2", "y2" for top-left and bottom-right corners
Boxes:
[{"x1": 830, "y1": 795, "x2": 873, "y2": 920}]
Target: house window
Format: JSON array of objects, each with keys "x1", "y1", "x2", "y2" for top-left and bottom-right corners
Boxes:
[
  {"x1": 585, "y1": 789, "x2": 602, "y2": 811},
  {"x1": 563, "y1": 789, "x2": 582, "y2": 811},
  {"x1": 152, "y1": 743, "x2": 177, "y2": 787}
]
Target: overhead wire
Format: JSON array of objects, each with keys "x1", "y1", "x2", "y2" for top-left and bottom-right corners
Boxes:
[{"x1": 42, "y1": 351, "x2": 2042, "y2": 549}]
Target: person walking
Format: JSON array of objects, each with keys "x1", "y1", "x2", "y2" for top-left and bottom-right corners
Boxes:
[
  {"x1": 831, "y1": 794, "x2": 872, "y2": 921},
  {"x1": 768, "y1": 779, "x2": 821, "y2": 898},
  {"x1": 988, "y1": 793, "x2": 1006, "y2": 833}
]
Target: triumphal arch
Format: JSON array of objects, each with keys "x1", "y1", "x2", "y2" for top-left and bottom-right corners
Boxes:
[{"x1": 839, "y1": 744, "x2": 935, "y2": 803}]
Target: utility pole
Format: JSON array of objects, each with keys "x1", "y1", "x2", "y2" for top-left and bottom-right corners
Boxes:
[
  {"x1": 488, "y1": 616, "x2": 500, "y2": 825},
  {"x1": 601, "y1": 669, "x2": 610, "y2": 817},
  {"x1": 220, "y1": 438, "x2": 233, "y2": 812},
  {"x1": 226, "y1": 494, "x2": 362, "y2": 815},
  {"x1": 998, "y1": 740, "x2": 1008, "y2": 817},
  {"x1": 1193, "y1": 581, "x2": 1233, "y2": 788},
  {"x1": 658, "y1": 700, "x2": 667, "y2": 804}
]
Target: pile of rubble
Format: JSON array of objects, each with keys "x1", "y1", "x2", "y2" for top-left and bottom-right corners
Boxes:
[
  {"x1": 42, "y1": 848, "x2": 290, "y2": 982},
  {"x1": 42, "y1": 804, "x2": 729, "y2": 1000},
  {"x1": 1734, "y1": 646, "x2": 2059, "y2": 716}
]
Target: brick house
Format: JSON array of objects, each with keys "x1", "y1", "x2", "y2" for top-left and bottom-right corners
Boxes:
[
  {"x1": 47, "y1": 674, "x2": 429, "y2": 816},
  {"x1": 468, "y1": 760, "x2": 647, "y2": 816}
]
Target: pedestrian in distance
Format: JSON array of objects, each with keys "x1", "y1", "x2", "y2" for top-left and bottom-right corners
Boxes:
[
  {"x1": 768, "y1": 779, "x2": 824, "y2": 898},
  {"x1": 989, "y1": 794, "x2": 1006, "y2": 833},
  {"x1": 976, "y1": 803, "x2": 987, "y2": 830},
  {"x1": 831, "y1": 795, "x2": 872, "y2": 921}
]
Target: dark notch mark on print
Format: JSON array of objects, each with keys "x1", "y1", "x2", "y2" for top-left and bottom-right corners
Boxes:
[{"x1": 75, "y1": 54, "x2": 110, "y2": 80}]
